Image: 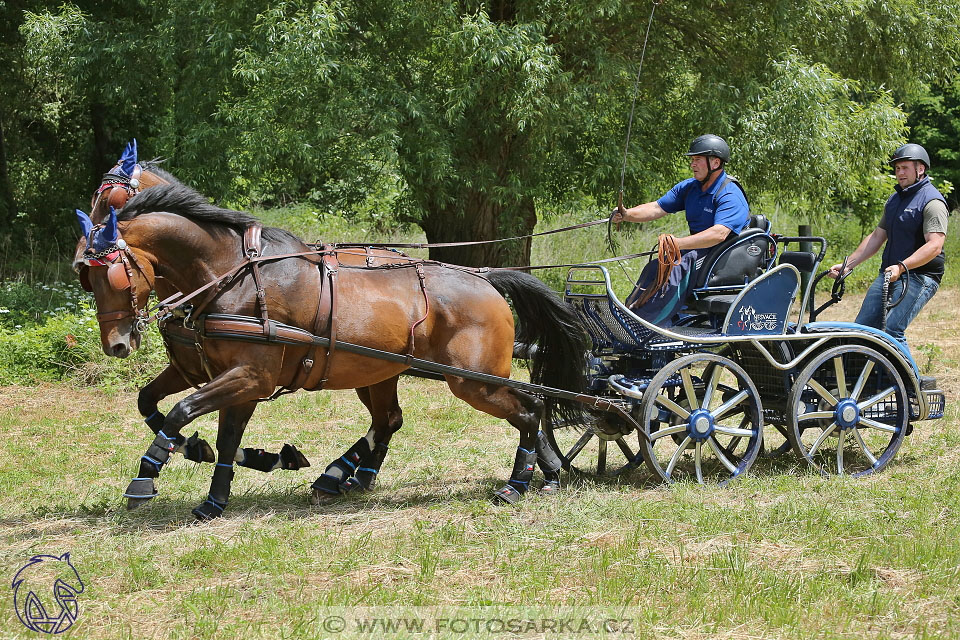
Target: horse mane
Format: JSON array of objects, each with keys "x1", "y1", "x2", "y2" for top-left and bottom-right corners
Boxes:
[{"x1": 118, "y1": 166, "x2": 300, "y2": 245}]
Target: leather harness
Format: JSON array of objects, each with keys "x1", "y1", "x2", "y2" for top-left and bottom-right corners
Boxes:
[{"x1": 157, "y1": 224, "x2": 443, "y2": 399}]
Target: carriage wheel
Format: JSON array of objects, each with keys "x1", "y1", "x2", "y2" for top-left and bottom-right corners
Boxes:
[
  {"x1": 542, "y1": 400, "x2": 641, "y2": 477},
  {"x1": 639, "y1": 353, "x2": 763, "y2": 485},
  {"x1": 786, "y1": 344, "x2": 908, "y2": 476}
]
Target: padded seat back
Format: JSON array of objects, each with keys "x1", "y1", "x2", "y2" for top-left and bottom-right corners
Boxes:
[{"x1": 691, "y1": 227, "x2": 775, "y2": 291}]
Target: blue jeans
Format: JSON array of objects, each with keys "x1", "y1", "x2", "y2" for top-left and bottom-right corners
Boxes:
[{"x1": 854, "y1": 271, "x2": 940, "y2": 358}]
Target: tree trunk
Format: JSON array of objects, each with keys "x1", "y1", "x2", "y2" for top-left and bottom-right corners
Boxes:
[
  {"x1": 419, "y1": 192, "x2": 536, "y2": 267},
  {"x1": 0, "y1": 117, "x2": 15, "y2": 230}
]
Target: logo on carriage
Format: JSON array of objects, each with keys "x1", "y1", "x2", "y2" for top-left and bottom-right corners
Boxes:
[{"x1": 736, "y1": 304, "x2": 779, "y2": 331}]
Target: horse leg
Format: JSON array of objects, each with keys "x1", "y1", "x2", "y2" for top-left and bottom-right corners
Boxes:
[
  {"x1": 311, "y1": 377, "x2": 403, "y2": 503},
  {"x1": 124, "y1": 367, "x2": 274, "y2": 510},
  {"x1": 138, "y1": 365, "x2": 309, "y2": 472},
  {"x1": 192, "y1": 402, "x2": 257, "y2": 521},
  {"x1": 138, "y1": 366, "x2": 215, "y2": 464},
  {"x1": 445, "y1": 378, "x2": 543, "y2": 505}
]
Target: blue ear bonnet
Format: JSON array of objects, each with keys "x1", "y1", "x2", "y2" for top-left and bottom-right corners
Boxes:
[
  {"x1": 118, "y1": 139, "x2": 138, "y2": 177},
  {"x1": 76, "y1": 207, "x2": 121, "y2": 254}
]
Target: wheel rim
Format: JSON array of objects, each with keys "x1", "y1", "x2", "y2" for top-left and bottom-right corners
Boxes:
[
  {"x1": 543, "y1": 401, "x2": 641, "y2": 477},
  {"x1": 640, "y1": 353, "x2": 763, "y2": 485},
  {"x1": 787, "y1": 345, "x2": 908, "y2": 476}
]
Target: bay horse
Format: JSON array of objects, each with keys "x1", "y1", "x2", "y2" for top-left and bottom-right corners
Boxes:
[
  {"x1": 73, "y1": 184, "x2": 586, "y2": 519},
  {"x1": 86, "y1": 141, "x2": 310, "y2": 474}
]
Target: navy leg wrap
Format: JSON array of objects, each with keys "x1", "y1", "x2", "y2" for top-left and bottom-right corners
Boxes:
[
  {"x1": 354, "y1": 443, "x2": 389, "y2": 490},
  {"x1": 137, "y1": 431, "x2": 177, "y2": 478},
  {"x1": 493, "y1": 447, "x2": 537, "y2": 505},
  {"x1": 536, "y1": 430, "x2": 563, "y2": 493},
  {"x1": 192, "y1": 463, "x2": 234, "y2": 521},
  {"x1": 311, "y1": 438, "x2": 371, "y2": 495}
]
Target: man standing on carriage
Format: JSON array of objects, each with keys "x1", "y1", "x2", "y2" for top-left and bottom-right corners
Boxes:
[
  {"x1": 828, "y1": 143, "x2": 948, "y2": 365},
  {"x1": 611, "y1": 134, "x2": 750, "y2": 326}
]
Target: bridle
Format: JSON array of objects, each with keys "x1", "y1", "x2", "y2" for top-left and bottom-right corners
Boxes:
[
  {"x1": 91, "y1": 164, "x2": 145, "y2": 217},
  {"x1": 76, "y1": 225, "x2": 153, "y2": 334}
]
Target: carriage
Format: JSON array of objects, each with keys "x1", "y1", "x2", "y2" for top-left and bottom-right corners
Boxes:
[{"x1": 544, "y1": 214, "x2": 946, "y2": 483}]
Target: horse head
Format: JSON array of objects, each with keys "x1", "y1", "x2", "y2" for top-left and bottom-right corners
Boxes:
[
  {"x1": 74, "y1": 207, "x2": 155, "y2": 358},
  {"x1": 90, "y1": 139, "x2": 170, "y2": 223}
]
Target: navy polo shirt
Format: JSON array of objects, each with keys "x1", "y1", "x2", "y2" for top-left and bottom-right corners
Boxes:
[{"x1": 656, "y1": 170, "x2": 749, "y2": 236}]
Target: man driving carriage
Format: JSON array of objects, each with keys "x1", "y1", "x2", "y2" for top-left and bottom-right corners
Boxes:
[
  {"x1": 611, "y1": 134, "x2": 750, "y2": 326},
  {"x1": 828, "y1": 143, "x2": 948, "y2": 364}
]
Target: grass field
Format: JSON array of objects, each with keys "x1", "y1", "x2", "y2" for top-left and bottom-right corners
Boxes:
[{"x1": 1, "y1": 288, "x2": 959, "y2": 639}]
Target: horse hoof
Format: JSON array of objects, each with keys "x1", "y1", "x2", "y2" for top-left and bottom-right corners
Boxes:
[
  {"x1": 310, "y1": 489, "x2": 340, "y2": 505},
  {"x1": 191, "y1": 502, "x2": 224, "y2": 521},
  {"x1": 539, "y1": 480, "x2": 562, "y2": 496},
  {"x1": 280, "y1": 443, "x2": 311, "y2": 470},
  {"x1": 123, "y1": 477, "x2": 157, "y2": 510},
  {"x1": 126, "y1": 496, "x2": 154, "y2": 511},
  {"x1": 491, "y1": 485, "x2": 523, "y2": 505}
]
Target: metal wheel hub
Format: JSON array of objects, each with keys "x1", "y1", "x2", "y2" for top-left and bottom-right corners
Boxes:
[
  {"x1": 835, "y1": 399, "x2": 860, "y2": 430},
  {"x1": 688, "y1": 409, "x2": 715, "y2": 441}
]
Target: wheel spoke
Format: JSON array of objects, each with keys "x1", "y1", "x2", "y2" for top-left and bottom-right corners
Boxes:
[
  {"x1": 714, "y1": 424, "x2": 755, "y2": 437},
  {"x1": 836, "y1": 429, "x2": 846, "y2": 474},
  {"x1": 666, "y1": 436, "x2": 692, "y2": 478},
  {"x1": 807, "y1": 378, "x2": 839, "y2": 407},
  {"x1": 597, "y1": 439, "x2": 607, "y2": 475},
  {"x1": 615, "y1": 437, "x2": 635, "y2": 460},
  {"x1": 859, "y1": 417, "x2": 898, "y2": 433},
  {"x1": 702, "y1": 366, "x2": 721, "y2": 409},
  {"x1": 712, "y1": 390, "x2": 749, "y2": 421},
  {"x1": 858, "y1": 387, "x2": 896, "y2": 411},
  {"x1": 708, "y1": 436, "x2": 738, "y2": 473},
  {"x1": 566, "y1": 431, "x2": 594, "y2": 462},
  {"x1": 852, "y1": 428, "x2": 878, "y2": 467},
  {"x1": 833, "y1": 356, "x2": 848, "y2": 398},
  {"x1": 850, "y1": 360, "x2": 875, "y2": 402},
  {"x1": 651, "y1": 424, "x2": 688, "y2": 440},
  {"x1": 681, "y1": 368, "x2": 700, "y2": 410},
  {"x1": 655, "y1": 395, "x2": 690, "y2": 420},
  {"x1": 808, "y1": 422, "x2": 838, "y2": 457},
  {"x1": 797, "y1": 410, "x2": 835, "y2": 421},
  {"x1": 694, "y1": 441, "x2": 704, "y2": 483}
]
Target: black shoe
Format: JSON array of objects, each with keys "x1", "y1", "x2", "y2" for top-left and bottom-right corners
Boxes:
[{"x1": 920, "y1": 376, "x2": 938, "y2": 390}]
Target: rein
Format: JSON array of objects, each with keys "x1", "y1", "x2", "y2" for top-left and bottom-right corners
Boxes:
[
  {"x1": 332, "y1": 216, "x2": 610, "y2": 250},
  {"x1": 633, "y1": 233, "x2": 680, "y2": 307}
]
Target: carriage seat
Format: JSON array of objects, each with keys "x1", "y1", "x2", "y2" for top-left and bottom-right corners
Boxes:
[{"x1": 685, "y1": 215, "x2": 775, "y2": 316}]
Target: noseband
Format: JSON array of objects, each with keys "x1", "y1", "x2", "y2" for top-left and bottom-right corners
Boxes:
[{"x1": 77, "y1": 226, "x2": 152, "y2": 331}]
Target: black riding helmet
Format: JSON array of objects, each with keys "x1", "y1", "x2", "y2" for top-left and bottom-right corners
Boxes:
[
  {"x1": 685, "y1": 134, "x2": 731, "y2": 163},
  {"x1": 685, "y1": 134, "x2": 729, "y2": 183},
  {"x1": 889, "y1": 143, "x2": 931, "y2": 169}
]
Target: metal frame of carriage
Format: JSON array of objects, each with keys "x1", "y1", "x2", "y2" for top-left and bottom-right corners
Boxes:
[{"x1": 545, "y1": 218, "x2": 946, "y2": 484}]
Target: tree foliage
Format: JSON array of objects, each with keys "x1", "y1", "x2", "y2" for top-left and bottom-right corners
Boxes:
[{"x1": 2, "y1": 0, "x2": 959, "y2": 266}]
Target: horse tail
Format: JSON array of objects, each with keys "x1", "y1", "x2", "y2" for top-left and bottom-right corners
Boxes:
[{"x1": 486, "y1": 269, "x2": 586, "y2": 421}]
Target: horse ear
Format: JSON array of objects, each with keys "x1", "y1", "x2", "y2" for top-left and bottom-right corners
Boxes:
[
  {"x1": 119, "y1": 140, "x2": 137, "y2": 177},
  {"x1": 76, "y1": 209, "x2": 93, "y2": 239},
  {"x1": 102, "y1": 207, "x2": 119, "y2": 244}
]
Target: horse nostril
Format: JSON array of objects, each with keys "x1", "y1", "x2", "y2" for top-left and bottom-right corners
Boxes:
[{"x1": 110, "y1": 343, "x2": 131, "y2": 358}]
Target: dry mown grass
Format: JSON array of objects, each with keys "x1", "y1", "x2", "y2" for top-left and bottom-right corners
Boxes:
[{"x1": 1, "y1": 290, "x2": 959, "y2": 639}]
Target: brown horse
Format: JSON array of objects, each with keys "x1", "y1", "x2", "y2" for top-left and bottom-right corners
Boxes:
[
  {"x1": 87, "y1": 146, "x2": 311, "y2": 473},
  {"x1": 74, "y1": 182, "x2": 585, "y2": 519},
  {"x1": 88, "y1": 143, "x2": 410, "y2": 476}
]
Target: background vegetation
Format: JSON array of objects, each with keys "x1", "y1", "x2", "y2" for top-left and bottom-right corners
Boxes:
[{"x1": 1, "y1": 0, "x2": 958, "y2": 271}]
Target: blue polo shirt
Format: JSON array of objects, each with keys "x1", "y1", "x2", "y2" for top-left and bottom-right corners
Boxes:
[{"x1": 656, "y1": 171, "x2": 749, "y2": 236}]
